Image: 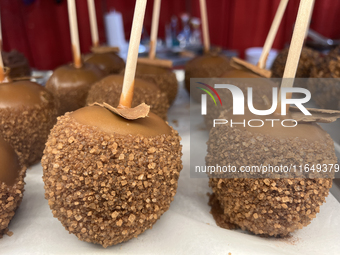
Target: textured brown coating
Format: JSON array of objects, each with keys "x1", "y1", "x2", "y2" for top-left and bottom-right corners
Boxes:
[
  {"x1": 209, "y1": 178, "x2": 332, "y2": 237},
  {"x1": 326, "y1": 45, "x2": 340, "y2": 59},
  {"x1": 0, "y1": 136, "x2": 26, "y2": 238},
  {"x1": 309, "y1": 46, "x2": 340, "y2": 110},
  {"x1": 184, "y1": 52, "x2": 232, "y2": 101},
  {"x1": 0, "y1": 81, "x2": 58, "y2": 166},
  {"x1": 46, "y1": 63, "x2": 104, "y2": 115},
  {"x1": 207, "y1": 109, "x2": 336, "y2": 236},
  {"x1": 2, "y1": 50, "x2": 31, "y2": 79},
  {"x1": 135, "y1": 63, "x2": 178, "y2": 105},
  {"x1": 84, "y1": 52, "x2": 125, "y2": 75},
  {"x1": 71, "y1": 106, "x2": 171, "y2": 136},
  {"x1": 271, "y1": 47, "x2": 320, "y2": 80},
  {"x1": 208, "y1": 193, "x2": 238, "y2": 230},
  {"x1": 204, "y1": 70, "x2": 277, "y2": 129},
  {"x1": 87, "y1": 75, "x2": 169, "y2": 120},
  {"x1": 42, "y1": 112, "x2": 182, "y2": 247}
]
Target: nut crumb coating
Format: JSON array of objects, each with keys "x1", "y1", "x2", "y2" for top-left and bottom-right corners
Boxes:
[
  {"x1": 209, "y1": 178, "x2": 331, "y2": 236},
  {"x1": 0, "y1": 103, "x2": 58, "y2": 166},
  {"x1": 271, "y1": 47, "x2": 320, "y2": 79},
  {"x1": 207, "y1": 123, "x2": 335, "y2": 236},
  {"x1": 309, "y1": 49, "x2": 340, "y2": 110},
  {"x1": 135, "y1": 72, "x2": 178, "y2": 105},
  {"x1": 42, "y1": 114, "x2": 182, "y2": 247},
  {"x1": 0, "y1": 167, "x2": 26, "y2": 238}
]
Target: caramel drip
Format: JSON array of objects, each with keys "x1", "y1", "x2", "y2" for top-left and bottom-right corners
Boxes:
[
  {"x1": 149, "y1": 40, "x2": 156, "y2": 59},
  {"x1": 0, "y1": 67, "x2": 4, "y2": 83},
  {"x1": 72, "y1": 44, "x2": 82, "y2": 69},
  {"x1": 93, "y1": 40, "x2": 99, "y2": 48},
  {"x1": 118, "y1": 80, "x2": 135, "y2": 108}
]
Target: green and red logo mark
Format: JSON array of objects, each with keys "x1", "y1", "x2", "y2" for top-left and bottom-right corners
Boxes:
[{"x1": 196, "y1": 82, "x2": 222, "y2": 106}]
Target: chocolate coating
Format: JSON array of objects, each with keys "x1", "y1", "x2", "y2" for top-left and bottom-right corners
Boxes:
[
  {"x1": 0, "y1": 136, "x2": 21, "y2": 186},
  {"x1": 86, "y1": 75, "x2": 169, "y2": 120},
  {"x1": 135, "y1": 63, "x2": 178, "y2": 105},
  {"x1": 207, "y1": 108, "x2": 336, "y2": 236},
  {"x1": 185, "y1": 52, "x2": 232, "y2": 102},
  {"x1": 71, "y1": 106, "x2": 171, "y2": 137},
  {"x1": 309, "y1": 46, "x2": 340, "y2": 110},
  {"x1": 84, "y1": 52, "x2": 125, "y2": 75},
  {"x1": 204, "y1": 69, "x2": 277, "y2": 129},
  {"x1": 46, "y1": 63, "x2": 104, "y2": 115},
  {"x1": 0, "y1": 80, "x2": 51, "y2": 108},
  {"x1": 42, "y1": 107, "x2": 182, "y2": 247},
  {"x1": 0, "y1": 81, "x2": 58, "y2": 166},
  {"x1": 0, "y1": 135, "x2": 26, "y2": 238},
  {"x1": 2, "y1": 50, "x2": 31, "y2": 79}
]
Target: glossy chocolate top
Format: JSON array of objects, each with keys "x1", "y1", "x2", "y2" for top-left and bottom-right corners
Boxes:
[
  {"x1": 46, "y1": 63, "x2": 104, "y2": 90},
  {"x1": 0, "y1": 81, "x2": 53, "y2": 109},
  {"x1": 84, "y1": 52, "x2": 124, "y2": 74},
  {"x1": 71, "y1": 105, "x2": 171, "y2": 137},
  {"x1": 0, "y1": 136, "x2": 21, "y2": 186}
]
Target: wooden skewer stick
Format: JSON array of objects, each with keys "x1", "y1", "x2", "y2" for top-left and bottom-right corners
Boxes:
[
  {"x1": 87, "y1": 0, "x2": 99, "y2": 47},
  {"x1": 138, "y1": 0, "x2": 172, "y2": 68},
  {"x1": 138, "y1": 0, "x2": 171, "y2": 68},
  {"x1": 257, "y1": 0, "x2": 289, "y2": 69},
  {"x1": 67, "y1": 0, "x2": 82, "y2": 68},
  {"x1": 0, "y1": 12, "x2": 5, "y2": 82},
  {"x1": 149, "y1": 0, "x2": 161, "y2": 59},
  {"x1": 0, "y1": 11, "x2": 2, "y2": 52},
  {"x1": 119, "y1": 0, "x2": 147, "y2": 108},
  {"x1": 231, "y1": 0, "x2": 289, "y2": 77},
  {"x1": 199, "y1": 0, "x2": 210, "y2": 53},
  {"x1": 276, "y1": 0, "x2": 315, "y2": 114},
  {"x1": 305, "y1": 0, "x2": 315, "y2": 39}
]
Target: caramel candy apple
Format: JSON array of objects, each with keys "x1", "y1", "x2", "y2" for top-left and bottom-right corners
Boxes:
[
  {"x1": 271, "y1": 46, "x2": 320, "y2": 79},
  {"x1": 84, "y1": 52, "x2": 125, "y2": 76},
  {"x1": 309, "y1": 46, "x2": 340, "y2": 110},
  {"x1": 184, "y1": 52, "x2": 232, "y2": 101},
  {"x1": 134, "y1": 63, "x2": 178, "y2": 105},
  {"x1": 204, "y1": 69, "x2": 277, "y2": 129},
  {"x1": 207, "y1": 107, "x2": 336, "y2": 236},
  {"x1": 0, "y1": 80, "x2": 57, "y2": 166},
  {"x1": 0, "y1": 135, "x2": 26, "y2": 238},
  {"x1": 46, "y1": 63, "x2": 104, "y2": 115},
  {"x1": 42, "y1": 105, "x2": 182, "y2": 247},
  {"x1": 86, "y1": 75, "x2": 169, "y2": 120}
]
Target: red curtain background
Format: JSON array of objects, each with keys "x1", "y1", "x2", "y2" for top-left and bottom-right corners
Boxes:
[{"x1": 1, "y1": 0, "x2": 340, "y2": 70}]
